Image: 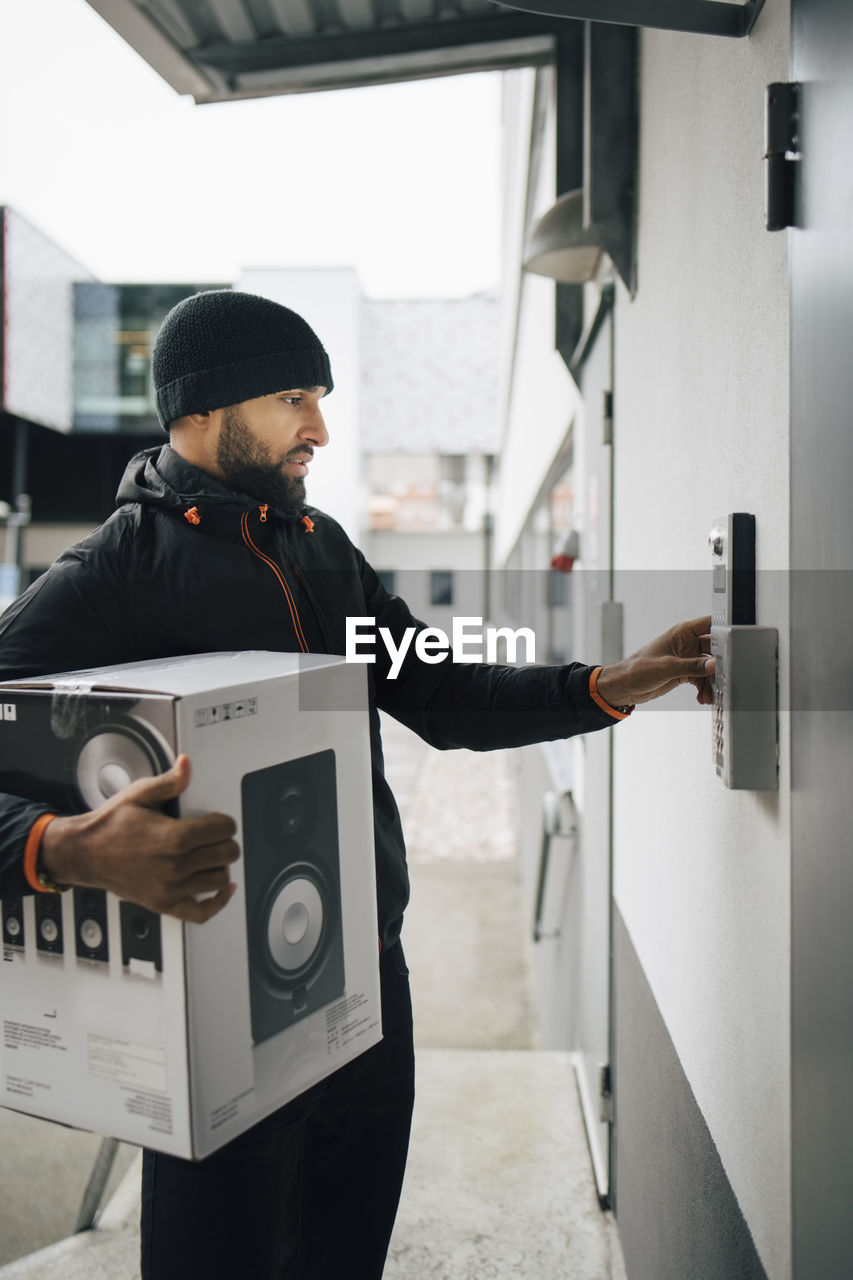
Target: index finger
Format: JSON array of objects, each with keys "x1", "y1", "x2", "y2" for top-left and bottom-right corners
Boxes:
[
  {"x1": 173, "y1": 812, "x2": 238, "y2": 853},
  {"x1": 681, "y1": 615, "x2": 712, "y2": 635}
]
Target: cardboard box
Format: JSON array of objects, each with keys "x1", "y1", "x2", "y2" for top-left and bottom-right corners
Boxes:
[{"x1": 0, "y1": 651, "x2": 381, "y2": 1159}]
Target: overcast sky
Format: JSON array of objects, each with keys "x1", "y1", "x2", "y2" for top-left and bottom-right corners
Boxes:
[{"x1": 0, "y1": 0, "x2": 504, "y2": 297}]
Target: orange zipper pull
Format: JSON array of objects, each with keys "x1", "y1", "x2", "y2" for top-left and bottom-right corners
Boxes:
[
  {"x1": 184, "y1": 506, "x2": 201, "y2": 525},
  {"x1": 301, "y1": 515, "x2": 314, "y2": 533},
  {"x1": 259, "y1": 504, "x2": 269, "y2": 523}
]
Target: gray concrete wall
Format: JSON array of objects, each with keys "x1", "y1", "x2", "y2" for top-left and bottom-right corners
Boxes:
[{"x1": 497, "y1": 7, "x2": 792, "y2": 1279}]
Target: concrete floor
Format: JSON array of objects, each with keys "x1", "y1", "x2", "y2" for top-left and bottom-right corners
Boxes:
[
  {"x1": 0, "y1": 1115, "x2": 136, "y2": 1264},
  {"x1": 0, "y1": 716, "x2": 626, "y2": 1280},
  {"x1": 386, "y1": 1050, "x2": 626, "y2": 1280}
]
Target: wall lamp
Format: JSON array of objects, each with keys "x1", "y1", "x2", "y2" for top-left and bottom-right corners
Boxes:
[{"x1": 522, "y1": 189, "x2": 604, "y2": 284}]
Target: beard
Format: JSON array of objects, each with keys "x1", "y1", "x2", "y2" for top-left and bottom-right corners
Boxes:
[{"x1": 216, "y1": 405, "x2": 307, "y2": 516}]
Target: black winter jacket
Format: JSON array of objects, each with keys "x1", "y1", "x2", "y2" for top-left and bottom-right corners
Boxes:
[{"x1": 0, "y1": 446, "x2": 616, "y2": 946}]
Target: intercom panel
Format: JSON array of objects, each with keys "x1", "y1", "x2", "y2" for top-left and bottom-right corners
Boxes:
[
  {"x1": 709, "y1": 514, "x2": 778, "y2": 790},
  {"x1": 709, "y1": 512, "x2": 756, "y2": 627},
  {"x1": 710, "y1": 625, "x2": 778, "y2": 790}
]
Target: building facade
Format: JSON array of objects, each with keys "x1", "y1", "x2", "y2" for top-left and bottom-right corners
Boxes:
[
  {"x1": 495, "y1": 4, "x2": 852, "y2": 1279},
  {"x1": 1, "y1": 240, "x2": 499, "y2": 623}
]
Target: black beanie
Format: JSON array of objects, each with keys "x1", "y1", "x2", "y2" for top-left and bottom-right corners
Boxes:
[{"x1": 152, "y1": 289, "x2": 334, "y2": 429}]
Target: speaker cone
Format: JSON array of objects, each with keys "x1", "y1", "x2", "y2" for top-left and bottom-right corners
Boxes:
[
  {"x1": 264, "y1": 772, "x2": 319, "y2": 847},
  {"x1": 35, "y1": 895, "x2": 64, "y2": 955},
  {"x1": 119, "y1": 901, "x2": 163, "y2": 973},
  {"x1": 262, "y1": 869, "x2": 329, "y2": 978},
  {"x1": 74, "y1": 887, "x2": 109, "y2": 963},
  {"x1": 76, "y1": 720, "x2": 171, "y2": 809},
  {"x1": 2, "y1": 898, "x2": 25, "y2": 948}
]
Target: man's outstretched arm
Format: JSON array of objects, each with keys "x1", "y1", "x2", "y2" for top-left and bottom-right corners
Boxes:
[{"x1": 595, "y1": 615, "x2": 715, "y2": 710}]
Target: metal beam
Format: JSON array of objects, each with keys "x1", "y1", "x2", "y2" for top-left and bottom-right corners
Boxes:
[
  {"x1": 492, "y1": 0, "x2": 765, "y2": 38},
  {"x1": 85, "y1": 0, "x2": 218, "y2": 96},
  {"x1": 193, "y1": 9, "x2": 564, "y2": 72},
  {"x1": 554, "y1": 27, "x2": 584, "y2": 369},
  {"x1": 585, "y1": 21, "x2": 637, "y2": 293}
]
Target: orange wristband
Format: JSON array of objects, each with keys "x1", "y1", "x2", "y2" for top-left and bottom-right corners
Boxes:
[
  {"x1": 589, "y1": 667, "x2": 634, "y2": 721},
  {"x1": 23, "y1": 813, "x2": 65, "y2": 893}
]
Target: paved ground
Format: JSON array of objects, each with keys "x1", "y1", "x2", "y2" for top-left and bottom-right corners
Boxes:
[
  {"x1": 386, "y1": 1050, "x2": 627, "y2": 1280},
  {"x1": 383, "y1": 716, "x2": 538, "y2": 1051},
  {"x1": 0, "y1": 716, "x2": 626, "y2": 1279}
]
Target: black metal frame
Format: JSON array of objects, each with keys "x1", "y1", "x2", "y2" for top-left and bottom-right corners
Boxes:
[
  {"x1": 584, "y1": 22, "x2": 638, "y2": 294},
  {"x1": 493, "y1": 0, "x2": 765, "y2": 38},
  {"x1": 554, "y1": 28, "x2": 585, "y2": 367},
  {"x1": 194, "y1": 11, "x2": 566, "y2": 77},
  {"x1": 569, "y1": 282, "x2": 615, "y2": 380},
  {"x1": 553, "y1": 20, "x2": 636, "y2": 369}
]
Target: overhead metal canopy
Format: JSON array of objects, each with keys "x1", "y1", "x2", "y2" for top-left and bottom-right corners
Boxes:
[
  {"x1": 495, "y1": 0, "x2": 764, "y2": 37},
  {"x1": 84, "y1": 0, "x2": 564, "y2": 101},
  {"x1": 85, "y1": 0, "x2": 765, "y2": 103}
]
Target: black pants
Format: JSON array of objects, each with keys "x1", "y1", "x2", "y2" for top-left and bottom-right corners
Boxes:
[{"x1": 141, "y1": 942, "x2": 415, "y2": 1279}]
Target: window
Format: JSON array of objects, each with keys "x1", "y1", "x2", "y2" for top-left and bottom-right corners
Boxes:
[
  {"x1": 430, "y1": 570, "x2": 454, "y2": 607},
  {"x1": 73, "y1": 281, "x2": 226, "y2": 434}
]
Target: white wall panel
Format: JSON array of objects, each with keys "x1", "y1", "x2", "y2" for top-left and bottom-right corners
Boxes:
[
  {"x1": 3, "y1": 209, "x2": 95, "y2": 433},
  {"x1": 612, "y1": 9, "x2": 790, "y2": 1278},
  {"x1": 495, "y1": 79, "x2": 581, "y2": 567}
]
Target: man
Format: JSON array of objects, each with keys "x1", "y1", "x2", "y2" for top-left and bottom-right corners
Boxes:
[{"x1": 0, "y1": 290, "x2": 714, "y2": 1278}]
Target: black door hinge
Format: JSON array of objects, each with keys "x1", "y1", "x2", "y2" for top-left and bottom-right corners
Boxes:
[
  {"x1": 765, "y1": 82, "x2": 801, "y2": 231},
  {"x1": 599, "y1": 1063, "x2": 614, "y2": 1124}
]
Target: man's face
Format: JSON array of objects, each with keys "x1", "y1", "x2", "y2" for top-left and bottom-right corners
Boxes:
[{"x1": 214, "y1": 387, "x2": 328, "y2": 513}]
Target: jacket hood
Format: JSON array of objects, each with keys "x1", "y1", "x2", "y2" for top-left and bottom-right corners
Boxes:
[{"x1": 116, "y1": 445, "x2": 306, "y2": 523}]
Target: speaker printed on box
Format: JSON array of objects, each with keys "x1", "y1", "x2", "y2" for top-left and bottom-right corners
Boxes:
[
  {"x1": 1, "y1": 695, "x2": 346, "y2": 1013},
  {"x1": 242, "y1": 749, "x2": 345, "y2": 1044},
  {"x1": 0, "y1": 692, "x2": 173, "y2": 973}
]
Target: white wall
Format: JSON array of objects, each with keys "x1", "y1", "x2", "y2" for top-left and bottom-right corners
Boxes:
[
  {"x1": 497, "y1": 9, "x2": 792, "y2": 1277},
  {"x1": 2, "y1": 208, "x2": 96, "y2": 434},
  {"x1": 238, "y1": 267, "x2": 364, "y2": 542},
  {"x1": 16, "y1": 524, "x2": 97, "y2": 572},
  {"x1": 612, "y1": 11, "x2": 791, "y2": 1279},
  {"x1": 494, "y1": 69, "x2": 582, "y2": 569}
]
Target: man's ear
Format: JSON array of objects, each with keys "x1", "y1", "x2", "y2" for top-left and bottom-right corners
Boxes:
[
  {"x1": 169, "y1": 410, "x2": 222, "y2": 469},
  {"x1": 178, "y1": 411, "x2": 213, "y2": 431},
  {"x1": 169, "y1": 411, "x2": 214, "y2": 442}
]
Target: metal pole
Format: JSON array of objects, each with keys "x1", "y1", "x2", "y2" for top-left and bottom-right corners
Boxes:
[
  {"x1": 482, "y1": 453, "x2": 494, "y2": 623},
  {"x1": 73, "y1": 1137, "x2": 120, "y2": 1233}
]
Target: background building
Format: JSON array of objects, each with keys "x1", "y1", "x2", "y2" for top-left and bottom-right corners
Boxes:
[{"x1": 0, "y1": 236, "x2": 500, "y2": 623}]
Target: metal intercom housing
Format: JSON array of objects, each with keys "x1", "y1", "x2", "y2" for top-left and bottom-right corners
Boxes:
[{"x1": 709, "y1": 514, "x2": 778, "y2": 791}]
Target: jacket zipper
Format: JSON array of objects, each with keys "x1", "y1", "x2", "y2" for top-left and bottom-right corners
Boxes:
[
  {"x1": 288, "y1": 559, "x2": 335, "y2": 652},
  {"x1": 240, "y1": 510, "x2": 310, "y2": 653}
]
